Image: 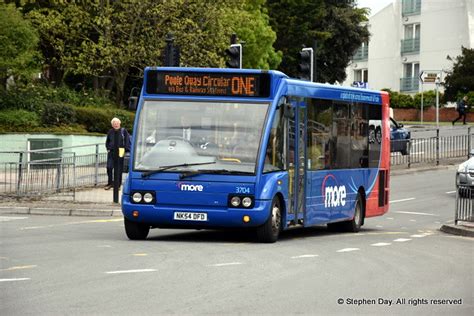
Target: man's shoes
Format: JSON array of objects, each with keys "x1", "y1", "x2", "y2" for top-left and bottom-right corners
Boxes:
[{"x1": 104, "y1": 185, "x2": 112, "y2": 190}]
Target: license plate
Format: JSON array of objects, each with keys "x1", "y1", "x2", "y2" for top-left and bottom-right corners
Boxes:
[{"x1": 173, "y1": 212, "x2": 207, "y2": 221}]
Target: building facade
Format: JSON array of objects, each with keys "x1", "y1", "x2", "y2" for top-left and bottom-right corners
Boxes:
[{"x1": 343, "y1": 0, "x2": 474, "y2": 93}]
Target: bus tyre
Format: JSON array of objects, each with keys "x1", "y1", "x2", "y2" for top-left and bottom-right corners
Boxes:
[
  {"x1": 327, "y1": 194, "x2": 363, "y2": 233},
  {"x1": 257, "y1": 197, "x2": 281, "y2": 243},
  {"x1": 124, "y1": 218, "x2": 150, "y2": 240},
  {"x1": 343, "y1": 194, "x2": 363, "y2": 232}
]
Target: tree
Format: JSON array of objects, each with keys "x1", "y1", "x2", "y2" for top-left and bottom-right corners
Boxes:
[
  {"x1": 226, "y1": 0, "x2": 282, "y2": 69},
  {"x1": 0, "y1": 3, "x2": 40, "y2": 87},
  {"x1": 26, "y1": 0, "x2": 281, "y2": 105},
  {"x1": 266, "y1": 0, "x2": 369, "y2": 83},
  {"x1": 444, "y1": 47, "x2": 474, "y2": 101}
]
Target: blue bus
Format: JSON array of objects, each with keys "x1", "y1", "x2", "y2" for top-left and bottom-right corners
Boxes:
[{"x1": 122, "y1": 67, "x2": 390, "y2": 243}]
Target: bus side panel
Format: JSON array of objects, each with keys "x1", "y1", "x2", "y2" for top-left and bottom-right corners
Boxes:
[
  {"x1": 258, "y1": 172, "x2": 289, "y2": 229},
  {"x1": 305, "y1": 168, "x2": 379, "y2": 226},
  {"x1": 365, "y1": 92, "x2": 390, "y2": 218}
]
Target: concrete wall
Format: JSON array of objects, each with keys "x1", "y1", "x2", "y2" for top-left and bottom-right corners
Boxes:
[{"x1": 0, "y1": 134, "x2": 107, "y2": 163}]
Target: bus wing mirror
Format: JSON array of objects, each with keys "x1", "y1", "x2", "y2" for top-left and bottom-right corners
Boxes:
[
  {"x1": 128, "y1": 96, "x2": 138, "y2": 110},
  {"x1": 128, "y1": 87, "x2": 140, "y2": 110},
  {"x1": 283, "y1": 103, "x2": 294, "y2": 119}
]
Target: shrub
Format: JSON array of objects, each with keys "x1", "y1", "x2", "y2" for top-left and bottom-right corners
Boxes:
[
  {"x1": 0, "y1": 109, "x2": 40, "y2": 129},
  {"x1": 75, "y1": 107, "x2": 134, "y2": 134},
  {"x1": 382, "y1": 88, "x2": 414, "y2": 108},
  {"x1": 0, "y1": 83, "x2": 116, "y2": 112},
  {"x1": 413, "y1": 90, "x2": 444, "y2": 109},
  {"x1": 41, "y1": 103, "x2": 76, "y2": 126}
]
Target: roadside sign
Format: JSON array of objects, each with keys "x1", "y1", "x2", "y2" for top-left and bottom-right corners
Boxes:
[
  {"x1": 419, "y1": 71, "x2": 441, "y2": 83},
  {"x1": 352, "y1": 81, "x2": 369, "y2": 89}
]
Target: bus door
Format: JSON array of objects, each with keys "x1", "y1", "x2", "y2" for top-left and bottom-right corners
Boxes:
[{"x1": 287, "y1": 99, "x2": 306, "y2": 225}]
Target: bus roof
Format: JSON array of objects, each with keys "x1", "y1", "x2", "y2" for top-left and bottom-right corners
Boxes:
[{"x1": 142, "y1": 67, "x2": 386, "y2": 104}]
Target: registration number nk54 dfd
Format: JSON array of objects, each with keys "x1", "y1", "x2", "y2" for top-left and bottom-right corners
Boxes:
[{"x1": 173, "y1": 212, "x2": 207, "y2": 221}]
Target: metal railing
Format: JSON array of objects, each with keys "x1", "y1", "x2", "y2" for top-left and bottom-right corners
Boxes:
[
  {"x1": 0, "y1": 143, "x2": 107, "y2": 199},
  {"x1": 400, "y1": 77, "x2": 419, "y2": 92},
  {"x1": 402, "y1": 0, "x2": 421, "y2": 16},
  {"x1": 455, "y1": 187, "x2": 474, "y2": 224},
  {"x1": 353, "y1": 46, "x2": 368, "y2": 61},
  {"x1": 391, "y1": 128, "x2": 474, "y2": 167},
  {"x1": 401, "y1": 38, "x2": 420, "y2": 55}
]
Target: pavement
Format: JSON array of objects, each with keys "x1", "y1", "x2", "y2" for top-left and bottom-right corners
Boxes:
[{"x1": 0, "y1": 165, "x2": 473, "y2": 237}]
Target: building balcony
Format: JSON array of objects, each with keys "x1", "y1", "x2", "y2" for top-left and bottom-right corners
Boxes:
[
  {"x1": 400, "y1": 77, "x2": 419, "y2": 92},
  {"x1": 353, "y1": 46, "x2": 368, "y2": 61},
  {"x1": 402, "y1": 0, "x2": 421, "y2": 16},
  {"x1": 401, "y1": 38, "x2": 420, "y2": 54}
]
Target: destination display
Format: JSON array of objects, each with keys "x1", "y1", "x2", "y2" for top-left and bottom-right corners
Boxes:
[{"x1": 146, "y1": 70, "x2": 271, "y2": 98}]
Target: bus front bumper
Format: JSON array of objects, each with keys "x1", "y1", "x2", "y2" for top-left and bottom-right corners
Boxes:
[{"x1": 122, "y1": 196, "x2": 271, "y2": 228}]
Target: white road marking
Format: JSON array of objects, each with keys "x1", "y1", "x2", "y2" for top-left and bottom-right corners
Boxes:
[
  {"x1": 0, "y1": 278, "x2": 30, "y2": 282},
  {"x1": 393, "y1": 238, "x2": 412, "y2": 242},
  {"x1": 376, "y1": 225, "x2": 383, "y2": 228},
  {"x1": 105, "y1": 269, "x2": 156, "y2": 274},
  {"x1": 21, "y1": 218, "x2": 122, "y2": 230},
  {"x1": 410, "y1": 219, "x2": 417, "y2": 222},
  {"x1": 291, "y1": 254, "x2": 319, "y2": 259},
  {"x1": 446, "y1": 191, "x2": 456, "y2": 194},
  {"x1": 410, "y1": 234, "x2": 428, "y2": 238},
  {"x1": 0, "y1": 216, "x2": 28, "y2": 222},
  {"x1": 208, "y1": 262, "x2": 243, "y2": 267},
  {"x1": 371, "y1": 243, "x2": 391, "y2": 247},
  {"x1": 386, "y1": 217, "x2": 394, "y2": 220},
  {"x1": 394, "y1": 211, "x2": 439, "y2": 216},
  {"x1": 0, "y1": 265, "x2": 37, "y2": 272},
  {"x1": 337, "y1": 248, "x2": 360, "y2": 253},
  {"x1": 390, "y1": 198, "x2": 416, "y2": 203}
]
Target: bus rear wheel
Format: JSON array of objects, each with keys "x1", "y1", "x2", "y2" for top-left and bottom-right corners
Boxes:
[
  {"x1": 256, "y1": 197, "x2": 281, "y2": 243},
  {"x1": 124, "y1": 218, "x2": 150, "y2": 240},
  {"x1": 328, "y1": 194, "x2": 363, "y2": 233}
]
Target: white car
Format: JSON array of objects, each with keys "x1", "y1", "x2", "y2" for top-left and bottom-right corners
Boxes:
[{"x1": 455, "y1": 152, "x2": 474, "y2": 196}]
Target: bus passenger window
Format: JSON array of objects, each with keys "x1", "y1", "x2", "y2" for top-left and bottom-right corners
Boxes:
[
  {"x1": 263, "y1": 105, "x2": 285, "y2": 173},
  {"x1": 307, "y1": 99, "x2": 332, "y2": 170}
]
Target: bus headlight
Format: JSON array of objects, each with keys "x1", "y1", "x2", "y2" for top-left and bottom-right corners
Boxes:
[
  {"x1": 228, "y1": 195, "x2": 254, "y2": 208},
  {"x1": 132, "y1": 192, "x2": 142, "y2": 203},
  {"x1": 242, "y1": 197, "x2": 253, "y2": 208},
  {"x1": 230, "y1": 196, "x2": 241, "y2": 207},
  {"x1": 143, "y1": 192, "x2": 154, "y2": 204}
]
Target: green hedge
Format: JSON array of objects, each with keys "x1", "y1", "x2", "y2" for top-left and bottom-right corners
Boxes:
[
  {"x1": 75, "y1": 107, "x2": 135, "y2": 134},
  {"x1": 0, "y1": 83, "x2": 116, "y2": 112},
  {"x1": 383, "y1": 89, "x2": 446, "y2": 109},
  {"x1": 0, "y1": 109, "x2": 40, "y2": 129}
]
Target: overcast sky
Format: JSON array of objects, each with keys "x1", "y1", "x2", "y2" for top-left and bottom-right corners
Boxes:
[{"x1": 357, "y1": 0, "x2": 394, "y2": 16}]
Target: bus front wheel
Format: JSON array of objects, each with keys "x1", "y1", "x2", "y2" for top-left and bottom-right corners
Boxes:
[
  {"x1": 256, "y1": 197, "x2": 281, "y2": 243},
  {"x1": 124, "y1": 218, "x2": 150, "y2": 240}
]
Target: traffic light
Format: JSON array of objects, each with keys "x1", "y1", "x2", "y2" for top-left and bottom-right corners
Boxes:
[
  {"x1": 297, "y1": 47, "x2": 313, "y2": 81},
  {"x1": 163, "y1": 33, "x2": 180, "y2": 67},
  {"x1": 225, "y1": 44, "x2": 242, "y2": 69},
  {"x1": 172, "y1": 45, "x2": 180, "y2": 67}
]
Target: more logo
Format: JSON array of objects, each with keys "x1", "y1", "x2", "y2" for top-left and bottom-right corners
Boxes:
[
  {"x1": 324, "y1": 185, "x2": 346, "y2": 208},
  {"x1": 179, "y1": 183, "x2": 204, "y2": 192}
]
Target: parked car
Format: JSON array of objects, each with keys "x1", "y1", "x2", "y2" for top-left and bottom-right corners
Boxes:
[
  {"x1": 455, "y1": 150, "x2": 474, "y2": 196},
  {"x1": 390, "y1": 117, "x2": 411, "y2": 155}
]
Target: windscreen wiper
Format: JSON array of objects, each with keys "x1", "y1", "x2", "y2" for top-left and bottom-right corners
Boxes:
[
  {"x1": 141, "y1": 161, "x2": 216, "y2": 178},
  {"x1": 179, "y1": 169, "x2": 253, "y2": 179}
]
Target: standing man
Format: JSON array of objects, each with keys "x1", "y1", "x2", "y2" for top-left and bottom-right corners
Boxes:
[
  {"x1": 453, "y1": 95, "x2": 469, "y2": 125},
  {"x1": 105, "y1": 117, "x2": 131, "y2": 190}
]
